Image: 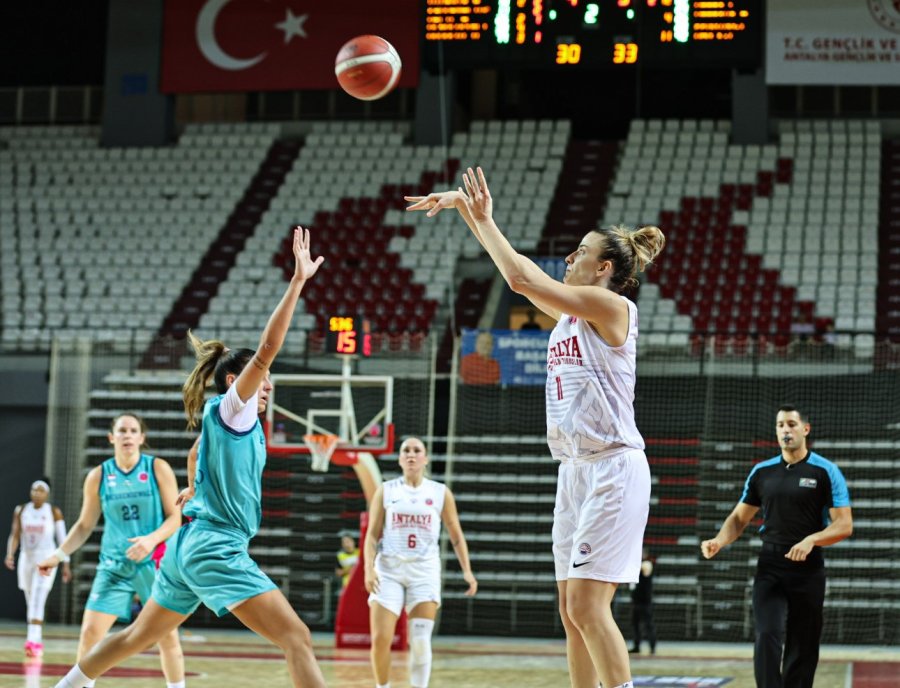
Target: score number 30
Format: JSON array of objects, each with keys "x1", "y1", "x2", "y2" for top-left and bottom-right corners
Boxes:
[{"x1": 556, "y1": 43, "x2": 582, "y2": 65}]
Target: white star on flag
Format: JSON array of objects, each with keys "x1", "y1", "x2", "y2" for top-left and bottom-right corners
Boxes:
[{"x1": 275, "y1": 9, "x2": 308, "y2": 44}]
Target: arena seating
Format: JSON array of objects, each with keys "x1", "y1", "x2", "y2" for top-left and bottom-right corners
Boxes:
[
  {"x1": 200, "y1": 118, "x2": 567, "y2": 352},
  {"x1": 0, "y1": 123, "x2": 279, "y2": 352},
  {"x1": 604, "y1": 119, "x2": 880, "y2": 358}
]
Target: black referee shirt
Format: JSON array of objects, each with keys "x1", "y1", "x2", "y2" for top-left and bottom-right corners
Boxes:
[{"x1": 740, "y1": 451, "x2": 851, "y2": 546}]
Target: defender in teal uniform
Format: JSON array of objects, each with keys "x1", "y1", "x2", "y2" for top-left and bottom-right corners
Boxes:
[
  {"x1": 51, "y1": 227, "x2": 327, "y2": 688},
  {"x1": 91, "y1": 452, "x2": 164, "y2": 618},
  {"x1": 40, "y1": 414, "x2": 185, "y2": 688}
]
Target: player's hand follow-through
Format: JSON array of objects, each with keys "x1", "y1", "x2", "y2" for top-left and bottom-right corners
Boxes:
[
  {"x1": 4, "y1": 554, "x2": 14, "y2": 570},
  {"x1": 700, "y1": 539, "x2": 721, "y2": 559},
  {"x1": 404, "y1": 190, "x2": 466, "y2": 217},
  {"x1": 292, "y1": 226, "x2": 324, "y2": 282},
  {"x1": 460, "y1": 166, "x2": 493, "y2": 223}
]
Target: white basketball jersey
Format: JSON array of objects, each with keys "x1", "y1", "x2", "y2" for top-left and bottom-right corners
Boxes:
[
  {"x1": 545, "y1": 296, "x2": 645, "y2": 461},
  {"x1": 380, "y1": 477, "x2": 446, "y2": 562},
  {"x1": 20, "y1": 503, "x2": 56, "y2": 555}
]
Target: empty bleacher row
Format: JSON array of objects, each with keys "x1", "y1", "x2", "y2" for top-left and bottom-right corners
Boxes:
[
  {"x1": 0, "y1": 116, "x2": 890, "y2": 362},
  {"x1": 0, "y1": 122, "x2": 280, "y2": 352},
  {"x1": 604, "y1": 119, "x2": 880, "y2": 358},
  {"x1": 203, "y1": 118, "x2": 569, "y2": 350}
]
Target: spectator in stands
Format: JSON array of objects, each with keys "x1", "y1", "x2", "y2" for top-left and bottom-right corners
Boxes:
[
  {"x1": 407, "y1": 167, "x2": 665, "y2": 688},
  {"x1": 335, "y1": 530, "x2": 360, "y2": 590},
  {"x1": 5, "y1": 478, "x2": 71, "y2": 658},
  {"x1": 789, "y1": 312, "x2": 816, "y2": 355},
  {"x1": 364, "y1": 436, "x2": 477, "y2": 688},
  {"x1": 460, "y1": 331, "x2": 500, "y2": 385},
  {"x1": 520, "y1": 308, "x2": 543, "y2": 330},
  {"x1": 814, "y1": 320, "x2": 837, "y2": 358},
  {"x1": 48, "y1": 227, "x2": 327, "y2": 688},
  {"x1": 701, "y1": 404, "x2": 853, "y2": 688},
  {"x1": 38, "y1": 414, "x2": 185, "y2": 688},
  {"x1": 628, "y1": 546, "x2": 656, "y2": 655}
]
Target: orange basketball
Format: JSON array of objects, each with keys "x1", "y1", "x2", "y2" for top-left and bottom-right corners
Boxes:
[{"x1": 335, "y1": 35, "x2": 402, "y2": 101}]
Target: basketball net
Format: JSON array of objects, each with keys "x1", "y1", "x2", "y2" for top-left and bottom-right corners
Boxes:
[{"x1": 304, "y1": 433, "x2": 339, "y2": 473}]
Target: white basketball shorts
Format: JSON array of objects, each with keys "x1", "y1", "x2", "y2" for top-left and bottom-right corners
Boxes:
[
  {"x1": 18, "y1": 551, "x2": 57, "y2": 596},
  {"x1": 368, "y1": 554, "x2": 441, "y2": 617},
  {"x1": 552, "y1": 448, "x2": 651, "y2": 583}
]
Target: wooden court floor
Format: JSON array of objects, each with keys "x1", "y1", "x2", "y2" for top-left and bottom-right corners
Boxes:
[{"x1": 0, "y1": 623, "x2": 896, "y2": 688}]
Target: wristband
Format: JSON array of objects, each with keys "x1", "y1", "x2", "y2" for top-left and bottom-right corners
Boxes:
[{"x1": 53, "y1": 547, "x2": 70, "y2": 563}]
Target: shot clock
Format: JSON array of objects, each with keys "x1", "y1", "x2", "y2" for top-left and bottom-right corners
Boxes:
[
  {"x1": 422, "y1": 0, "x2": 761, "y2": 70},
  {"x1": 326, "y1": 316, "x2": 372, "y2": 357}
]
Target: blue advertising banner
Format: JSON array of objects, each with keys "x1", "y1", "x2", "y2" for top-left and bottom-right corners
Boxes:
[{"x1": 460, "y1": 329, "x2": 550, "y2": 386}]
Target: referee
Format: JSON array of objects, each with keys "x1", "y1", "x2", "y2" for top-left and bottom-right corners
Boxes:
[{"x1": 701, "y1": 405, "x2": 853, "y2": 688}]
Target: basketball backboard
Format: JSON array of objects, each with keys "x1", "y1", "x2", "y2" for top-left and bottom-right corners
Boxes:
[{"x1": 265, "y1": 373, "x2": 394, "y2": 456}]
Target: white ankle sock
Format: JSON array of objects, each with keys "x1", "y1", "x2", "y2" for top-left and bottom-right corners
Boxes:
[
  {"x1": 167, "y1": 682, "x2": 186, "y2": 688},
  {"x1": 54, "y1": 664, "x2": 91, "y2": 688},
  {"x1": 376, "y1": 683, "x2": 391, "y2": 688},
  {"x1": 27, "y1": 623, "x2": 41, "y2": 643},
  {"x1": 612, "y1": 682, "x2": 634, "y2": 688}
]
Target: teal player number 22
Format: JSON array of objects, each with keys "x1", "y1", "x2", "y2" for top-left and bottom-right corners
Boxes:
[{"x1": 121, "y1": 504, "x2": 140, "y2": 521}]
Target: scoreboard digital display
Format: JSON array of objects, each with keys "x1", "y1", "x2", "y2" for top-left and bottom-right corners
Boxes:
[
  {"x1": 326, "y1": 316, "x2": 372, "y2": 357},
  {"x1": 422, "y1": 0, "x2": 761, "y2": 70}
]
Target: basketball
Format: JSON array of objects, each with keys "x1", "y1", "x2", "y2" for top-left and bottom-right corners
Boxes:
[{"x1": 334, "y1": 35, "x2": 401, "y2": 101}]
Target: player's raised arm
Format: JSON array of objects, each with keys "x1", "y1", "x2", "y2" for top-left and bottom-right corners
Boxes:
[{"x1": 182, "y1": 227, "x2": 323, "y2": 430}]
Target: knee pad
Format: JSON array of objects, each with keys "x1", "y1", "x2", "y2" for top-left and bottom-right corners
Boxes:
[{"x1": 409, "y1": 618, "x2": 434, "y2": 665}]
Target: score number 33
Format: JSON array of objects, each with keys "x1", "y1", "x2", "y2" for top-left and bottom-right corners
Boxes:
[{"x1": 613, "y1": 42, "x2": 638, "y2": 64}]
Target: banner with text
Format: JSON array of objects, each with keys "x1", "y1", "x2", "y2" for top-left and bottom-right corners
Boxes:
[
  {"x1": 461, "y1": 329, "x2": 550, "y2": 387},
  {"x1": 767, "y1": 0, "x2": 900, "y2": 85},
  {"x1": 161, "y1": 0, "x2": 419, "y2": 93}
]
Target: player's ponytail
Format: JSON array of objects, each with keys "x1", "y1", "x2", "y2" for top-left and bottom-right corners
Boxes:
[
  {"x1": 183, "y1": 330, "x2": 255, "y2": 429},
  {"x1": 594, "y1": 224, "x2": 666, "y2": 293},
  {"x1": 627, "y1": 225, "x2": 666, "y2": 274}
]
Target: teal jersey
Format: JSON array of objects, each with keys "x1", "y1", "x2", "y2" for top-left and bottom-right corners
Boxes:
[
  {"x1": 98, "y1": 454, "x2": 164, "y2": 562},
  {"x1": 184, "y1": 394, "x2": 267, "y2": 539}
]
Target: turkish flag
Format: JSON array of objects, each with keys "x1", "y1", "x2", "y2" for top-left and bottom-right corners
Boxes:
[{"x1": 161, "y1": 0, "x2": 419, "y2": 93}]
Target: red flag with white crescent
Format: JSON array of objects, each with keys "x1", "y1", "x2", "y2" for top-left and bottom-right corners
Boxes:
[{"x1": 161, "y1": 0, "x2": 419, "y2": 93}]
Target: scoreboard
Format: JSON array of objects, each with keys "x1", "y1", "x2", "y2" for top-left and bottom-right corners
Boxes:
[
  {"x1": 326, "y1": 316, "x2": 372, "y2": 357},
  {"x1": 422, "y1": 0, "x2": 761, "y2": 70}
]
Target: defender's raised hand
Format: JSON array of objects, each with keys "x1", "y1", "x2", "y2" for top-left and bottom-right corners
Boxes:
[{"x1": 292, "y1": 226, "x2": 324, "y2": 282}]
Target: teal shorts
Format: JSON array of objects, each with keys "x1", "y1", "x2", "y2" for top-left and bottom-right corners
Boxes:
[
  {"x1": 152, "y1": 520, "x2": 277, "y2": 617},
  {"x1": 85, "y1": 556, "x2": 156, "y2": 622}
]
